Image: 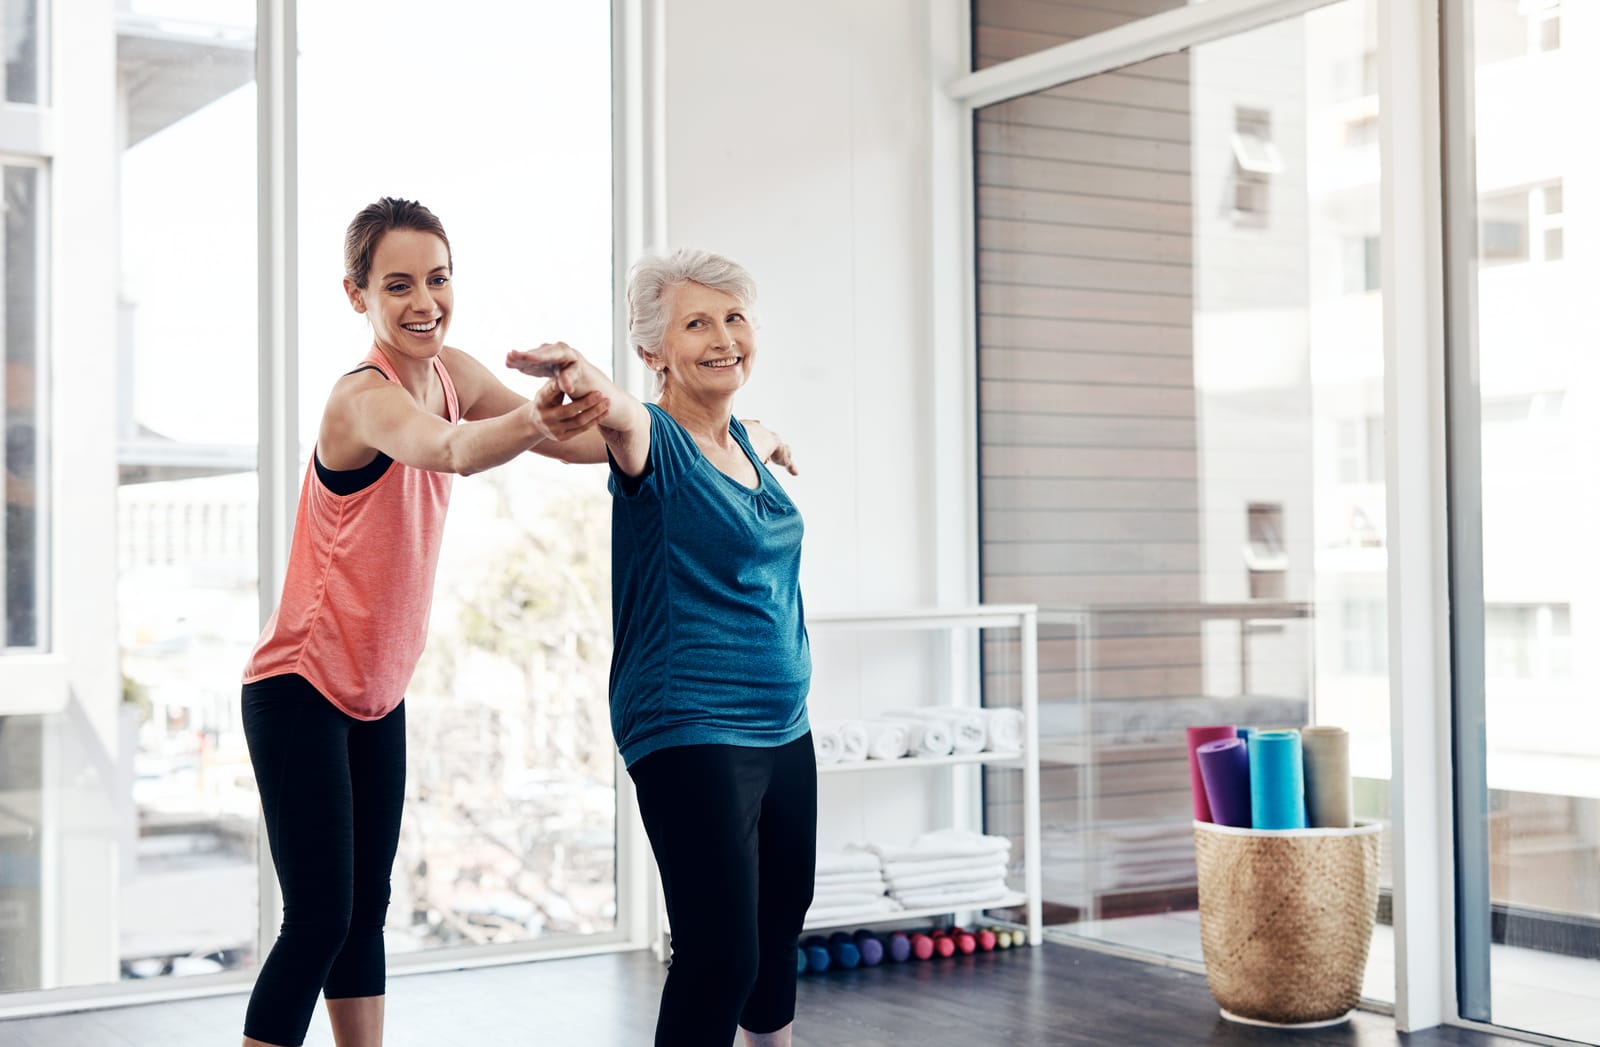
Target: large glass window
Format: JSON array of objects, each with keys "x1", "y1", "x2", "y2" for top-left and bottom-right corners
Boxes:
[
  {"x1": 115, "y1": 0, "x2": 261, "y2": 983},
  {"x1": 1457, "y1": 0, "x2": 1600, "y2": 1039},
  {"x1": 296, "y1": 2, "x2": 617, "y2": 954},
  {"x1": 974, "y1": 0, "x2": 1393, "y2": 1002}
]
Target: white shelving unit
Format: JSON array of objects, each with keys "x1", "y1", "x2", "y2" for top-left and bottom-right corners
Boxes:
[
  {"x1": 802, "y1": 604, "x2": 1043, "y2": 947},
  {"x1": 647, "y1": 603, "x2": 1043, "y2": 960}
]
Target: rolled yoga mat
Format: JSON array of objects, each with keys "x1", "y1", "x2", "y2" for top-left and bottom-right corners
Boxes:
[
  {"x1": 1248, "y1": 729, "x2": 1307, "y2": 829},
  {"x1": 1186, "y1": 725, "x2": 1239, "y2": 821},
  {"x1": 1301, "y1": 725, "x2": 1354, "y2": 828},
  {"x1": 1196, "y1": 737, "x2": 1253, "y2": 828}
]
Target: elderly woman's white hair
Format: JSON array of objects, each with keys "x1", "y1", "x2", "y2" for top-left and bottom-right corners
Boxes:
[{"x1": 628, "y1": 248, "x2": 758, "y2": 394}]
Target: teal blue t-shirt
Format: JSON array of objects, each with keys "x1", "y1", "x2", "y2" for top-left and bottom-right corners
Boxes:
[{"x1": 607, "y1": 403, "x2": 811, "y2": 766}]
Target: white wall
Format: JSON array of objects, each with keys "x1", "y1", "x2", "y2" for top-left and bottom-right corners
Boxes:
[
  {"x1": 661, "y1": 0, "x2": 942, "y2": 614},
  {"x1": 659, "y1": 0, "x2": 975, "y2": 852}
]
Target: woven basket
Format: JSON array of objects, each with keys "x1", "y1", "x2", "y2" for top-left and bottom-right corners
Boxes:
[{"x1": 1193, "y1": 819, "x2": 1383, "y2": 1027}]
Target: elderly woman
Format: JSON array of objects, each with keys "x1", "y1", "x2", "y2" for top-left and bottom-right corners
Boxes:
[{"x1": 507, "y1": 249, "x2": 814, "y2": 1047}]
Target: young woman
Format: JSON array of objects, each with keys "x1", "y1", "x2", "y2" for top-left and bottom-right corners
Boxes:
[{"x1": 238, "y1": 197, "x2": 609, "y2": 1047}]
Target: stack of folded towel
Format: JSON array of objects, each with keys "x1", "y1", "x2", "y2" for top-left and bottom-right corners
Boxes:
[
  {"x1": 853, "y1": 829, "x2": 1013, "y2": 910},
  {"x1": 806, "y1": 851, "x2": 902, "y2": 924}
]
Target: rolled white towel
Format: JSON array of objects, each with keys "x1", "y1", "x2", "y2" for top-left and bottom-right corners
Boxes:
[
  {"x1": 864, "y1": 719, "x2": 910, "y2": 760},
  {"x1": 838, "y1": 720, "x2": 870, "y2": 762},
  {"x1": 980, "y1": 708, "x2": 1024, "y2": 753},
  {"x1": 814, "y1": 871, "x2": 888, "y2": 890},
  {"x1": 811, "y1": 722, "x2": 844, "y2": 765},
  {"x1": 881, "y1": 715, "x2": 953, "y2": 757},
  {"x1": 884, "y1": 708, "x2": 985, "y2": 754}
]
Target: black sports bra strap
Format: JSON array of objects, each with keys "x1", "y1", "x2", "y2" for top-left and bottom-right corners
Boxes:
[{"x1": 344, "y1": 363, "x2": 389, "y2": 379}]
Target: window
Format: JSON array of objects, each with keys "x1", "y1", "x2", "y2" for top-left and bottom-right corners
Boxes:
[
  {"x1": 3, "y1": 164, "x2": 43, "y2": 650},
  {"x1": 1245, "y1": 502, "x2": 1287, "y2": 598},
  {"x1": 1479, "y1": 188, "x2": 1530, "y2": 264},
  {"x1": 1479, "y1": 182, "x2": 1563, "y2": 266},
  {"x1": 298, "y1": 2, "x2": 617, "y2": 954},
  {"x1": 1344, "y1": 235, "x2": 1381, "y2": 293},
  {"x1": 974, "y1": 4, "x2": 1388, "y2": 993},
  {"x1": 1535, "y1": 181, "x2": 1563, "y2": 261},
  {"x1": 1231, "y1": 106, "x2": 1280, "y2": 224},
  {"x1": 1475, "y1": 0, "x2": 1562, "y2": 63},
  {"x1": 3, "y1": 0, "x2": 40, "y2": 104},
  {"x1": 1526, "y1": 0, "x2": 1560, "y2": 53},
  {"x1": 1341, "y1": 112, "x2": 1380, "y2": 148},
  {"x1": 1459, "y1": 1, "x2": 1599, "y2": 1031}
]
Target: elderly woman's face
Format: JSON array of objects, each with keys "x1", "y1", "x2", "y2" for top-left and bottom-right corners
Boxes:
[{"x1": 653, "y1": 281, "x2": 755, "y2": 399}]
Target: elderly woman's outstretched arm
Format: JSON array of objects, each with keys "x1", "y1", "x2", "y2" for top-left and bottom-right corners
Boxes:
[{"x1": 505, "y1": 342, "x2": 653, "y2": 476}]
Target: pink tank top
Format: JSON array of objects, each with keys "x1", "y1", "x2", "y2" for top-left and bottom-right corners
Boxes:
[{"x1": 243, "y1": 347, "x2": 459, "y2": 720}]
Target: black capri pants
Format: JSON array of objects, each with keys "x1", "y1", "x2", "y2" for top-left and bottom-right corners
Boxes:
[
  {"x1": 240, "y1": 673, "x2": 406, "y2": 1047},
  {"x1": 629, "y1": 732, "x2": 818, "y2": 1045}
]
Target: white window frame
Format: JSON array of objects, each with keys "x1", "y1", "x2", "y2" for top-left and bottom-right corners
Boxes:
[{"x1": 935, "y1": 0, "x2": 1458, "y2": 1032}]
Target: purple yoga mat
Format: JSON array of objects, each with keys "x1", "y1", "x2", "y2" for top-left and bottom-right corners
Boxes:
[
  {"x1": 1196, "y1": 737, "x2": 1252, "y2": 827},
  {"x1": 1186, "y1": 724, "x2": 1238, "y2": 821}
]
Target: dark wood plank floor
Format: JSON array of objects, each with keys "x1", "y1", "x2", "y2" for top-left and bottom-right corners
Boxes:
[{"x1": 1, "y1": 942, "x2": 1539, "y2": 1046}]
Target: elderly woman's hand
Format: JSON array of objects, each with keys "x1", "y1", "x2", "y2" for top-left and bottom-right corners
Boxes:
[
  {"x1": 506, "y1": 342, "x2": 599, "y2": 398},
  {"x1": 742, "y1": 420, "x2": 798, "y2": 476}
]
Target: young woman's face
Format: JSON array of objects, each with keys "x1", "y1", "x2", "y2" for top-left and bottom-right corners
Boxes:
[
  {"x1": 652, "y1": 281, "x2": 756, "y2": 400},
  {"x1": 346, "y1": 228, "x2": 453, "y2": 359}
]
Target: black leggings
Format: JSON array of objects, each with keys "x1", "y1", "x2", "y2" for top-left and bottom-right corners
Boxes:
[
  {"x1": 240, "y1": 674, "x2": 406, "y2": 1046},
  {"x1": 629, "y1": 733, "x2": 817, "y2": 1045}
]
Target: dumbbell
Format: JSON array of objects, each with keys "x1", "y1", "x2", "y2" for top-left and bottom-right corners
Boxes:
[
  {"x1": 926, "y1": 929, "x2": 956, "y2": 958},
  {"x1": 803, "y1": 935, "x2": 831, "y2": 973},
  {"x1": 907, "y1": 931, "x2": 936, "y2": 960},
  {"x1": 969, "y1": 927, "x2": 997, "y2": 952},
  {"x1": 884, "y1": 930, "x2": 912, "y2": 963},
  {"x1": 826, "y1": 931, "x2": 862, "y2": 970},
  {"x1": 851, "y1": 928, "x2": 885, "y2": 966}
]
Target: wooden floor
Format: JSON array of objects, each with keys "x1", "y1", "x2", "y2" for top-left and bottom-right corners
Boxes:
[{"x1": 2, "y1": 942, "x2": 1538, "y2": 1046}]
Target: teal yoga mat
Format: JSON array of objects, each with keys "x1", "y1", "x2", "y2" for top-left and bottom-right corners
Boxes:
[{"x1": 1248, "y1": 729, "x2": 1307, "y2": 830}]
